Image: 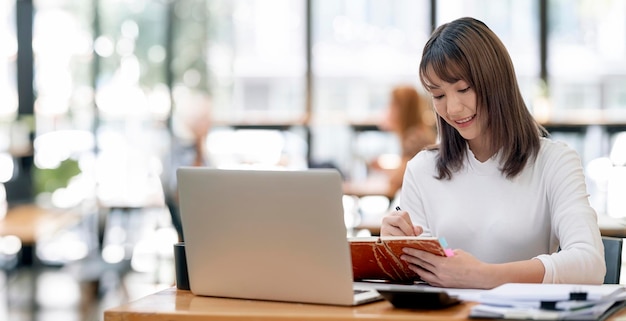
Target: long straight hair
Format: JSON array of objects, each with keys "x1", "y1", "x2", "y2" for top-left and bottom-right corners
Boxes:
[{"x1": 419, "y1": 17, "x2": 547, "y2": 180}]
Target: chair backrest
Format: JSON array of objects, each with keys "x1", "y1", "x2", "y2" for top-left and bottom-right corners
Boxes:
[{"x1": 602, "y1": 236, "x2": 623, "y2": 284}]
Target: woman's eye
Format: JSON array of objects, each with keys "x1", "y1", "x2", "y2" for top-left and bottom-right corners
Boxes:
[
  {"x1": 459, "y1": 86, "x2": 471, "y2": 93},
  {"x1": 433, "y1": 94, "x2": 444, "y2": 100}
]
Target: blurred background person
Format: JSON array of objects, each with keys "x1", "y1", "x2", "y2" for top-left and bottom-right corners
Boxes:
[
  {"x1": 370, "y1": 85, "x2": 437, "y2": 199},
  {"x1": 161, "y1": 90, "x2": 213, "y2": 242}
]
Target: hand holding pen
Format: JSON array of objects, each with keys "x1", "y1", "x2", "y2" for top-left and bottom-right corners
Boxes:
[
  {"x1": 393, "y1": 206, "x2": 455, "y2": 258},
  {"x1": 380, "y1": 206, "x2": 423, "y2": 236}
]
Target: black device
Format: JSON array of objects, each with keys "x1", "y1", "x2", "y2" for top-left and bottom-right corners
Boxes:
[{"x1": 377, "y1": 288, "x2": 461, "y2": 309}]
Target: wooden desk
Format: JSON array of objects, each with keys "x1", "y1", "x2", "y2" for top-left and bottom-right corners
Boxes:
[
  {"x1": 104, "y1": 288, "x2": 626, "y2": 321},
  {"x1": 343, "y1": 178, "x2": 395, "y2": 200},
  {"x1": 0, "y1": 204, "x2": 80, "y2": 245},
  {"x1": 597, "y1": 214, "x2": 626, "y2": 238},
  {"x1": 104, "y1": 288, "x2": 474, "y2": 321}
]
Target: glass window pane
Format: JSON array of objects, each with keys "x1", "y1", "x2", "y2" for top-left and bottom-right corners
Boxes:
[
  {"x1": 96, "y1": 0, "x2": 169, "y2": 121},
  {"x1": 311, "y1": 0, "x2": 431, "y2": 176},
  {"x1": 204, "y1": 0, "x2": 307, "y2": 123},
  {"x1": 548, "y1": 0, "x2": 626, "y2": 115},
  {"x1": 313, "y1": 0, "x2": 431, "y2": 122},
  {"x1": 94, "y1": 0, "x2": 170, "y2": 208},
  {"x1": 0, "y1": 0, "x2": 17, "y2": 188},
  {"x1": 33, "y1": 0, "x2": 94, "y2": 132},
  {"x1": 31, "y1": 0, "x2": 96, "y2": 205},
  {"x1": 1, "y1": 0, "x2": 17, "y2": 122}
]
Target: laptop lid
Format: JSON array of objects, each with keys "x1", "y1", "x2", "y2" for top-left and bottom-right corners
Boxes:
[{"x1": 176, "y1": 167, "x2": 378, "y2": 306}]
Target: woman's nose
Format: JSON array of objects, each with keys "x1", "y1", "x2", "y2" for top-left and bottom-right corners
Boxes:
[{"x1": 446, "y1": 94, "x2": 464, "y2": 116}]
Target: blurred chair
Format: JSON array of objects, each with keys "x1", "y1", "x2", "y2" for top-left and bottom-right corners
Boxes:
[
  {"x1": 602, "y1": 236, "x2": 623, "y2": 284},
  {"x1": 164, "y1": 192, "x2": 184, "y2": 242}
]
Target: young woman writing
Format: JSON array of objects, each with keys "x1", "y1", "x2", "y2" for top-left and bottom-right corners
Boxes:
[{"x1": 381, "y1": 17, "x2": 605, "y2": 289}]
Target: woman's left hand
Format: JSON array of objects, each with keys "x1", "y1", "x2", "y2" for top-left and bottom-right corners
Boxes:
[{"x1": 400, "y1": 248, "x2": 494, "y2": 289}]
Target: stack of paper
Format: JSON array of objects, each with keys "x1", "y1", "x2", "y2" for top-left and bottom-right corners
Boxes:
[{"x1": 470, "y1": 283, "x2": 626, "y2": 320}]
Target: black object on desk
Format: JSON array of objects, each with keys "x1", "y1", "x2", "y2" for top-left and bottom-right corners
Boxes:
[
  {"x1": 174, "y1": 242, "x2": 190, "y2": 290},
  {"x1": 377, "y1": 288, "x2": 460, "y2": 309}
]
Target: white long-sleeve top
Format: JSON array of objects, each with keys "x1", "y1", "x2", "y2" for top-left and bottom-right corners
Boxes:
[{"x1": 400, "y1": 137, "x2": 605, "y2": 284}]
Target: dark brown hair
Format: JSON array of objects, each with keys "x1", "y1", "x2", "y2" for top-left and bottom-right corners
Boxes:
[{"x1": 418, "y1": 17, "x2": 547, "y2": 180}]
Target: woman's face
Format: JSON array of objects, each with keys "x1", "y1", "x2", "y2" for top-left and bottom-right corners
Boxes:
[{"x1": 426, "y1": 69, "x2": 485, "y2": 145}]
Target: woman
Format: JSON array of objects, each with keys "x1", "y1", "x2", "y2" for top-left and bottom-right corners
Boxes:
[
  {"x1": 381, "y1": 17, "x2": 605, "y2": 289},
  {"x1": 374, "y1": 85, "x2": 437, "y2": 198}
]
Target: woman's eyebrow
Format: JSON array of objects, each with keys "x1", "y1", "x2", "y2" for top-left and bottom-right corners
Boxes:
[{"x1": 425, "y1": 83, "x2": 440, "y2": 90}]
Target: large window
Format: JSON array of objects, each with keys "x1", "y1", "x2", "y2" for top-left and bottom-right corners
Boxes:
[
  {"x1": 0, "y1": 0, "x2": 17, "y2": 213},
  {"x1": 311, "y1": 0, "x2": 431, "y2": 175},
  {"x1": 548, "y1": 0, "x2": 626, "y2": 116},
  {"x1": 32, "y1": 0, "x2": 95, "y2": 178},
  {"x1": 0, "y1": 1, "x2": 17, "y2": 123},
  {"x1": 312, "y1": 0, "x2": 430, "y2": 122},
  {"x1": 34, "y1": 0, "x2": 94, "y2": 130},
  {"x1": 5, "y1": 0, "x2": 626, "y2": 207},
  {"x1": 205, "y1": 0, "x2": 307, "y2": 123},
  {"x1": 95, "y1": 0, "x2": 169, "y2": 121},
  {"x1": 199, "y1": 0, "x2": 309, "y2": 170},
  {"x1": 32, "y1": 0, "x2": 95, "y2": 208}
]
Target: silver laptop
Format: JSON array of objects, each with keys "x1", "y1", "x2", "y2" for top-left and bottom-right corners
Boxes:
[{"x1": 176, "y1": 167, "x2": 382, "y2": 306}]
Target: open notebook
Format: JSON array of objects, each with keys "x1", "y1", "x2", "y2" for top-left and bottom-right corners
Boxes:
[{"x1": 176, "y1": 167, "x2": 382, "y2": 306}]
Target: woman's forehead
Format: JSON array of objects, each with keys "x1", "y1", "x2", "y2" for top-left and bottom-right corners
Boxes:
[{"x1": 423, "y1": 65, "x2": 466, "y2": 89}]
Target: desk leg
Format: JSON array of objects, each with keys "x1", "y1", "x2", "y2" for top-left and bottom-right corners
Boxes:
[{"x1": 7, "y1": 243, "x2": 40, "y2": 315}]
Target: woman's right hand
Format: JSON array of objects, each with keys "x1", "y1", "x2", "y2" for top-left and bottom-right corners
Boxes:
[{"x1": 380, "y1": 209, "x2": 423, "y2": 236}]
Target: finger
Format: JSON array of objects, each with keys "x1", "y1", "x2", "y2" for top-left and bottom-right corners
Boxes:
[
  {"x1": 401, "y1": 253, "x2": 436, "y2": 271},
  {"x1": 397, "y1": 212, "x2": 424, "y2": 237},
  {"x1": 381, "y1": 216, "x2": 404, "y2": 236},
  {"x1": 414, "y1": 270, "x2": 441, "y2": 287},
  {"x1": 397, "y1": 211, "x2": 414, "y2": 227},
  {"x1": 382, "y1": 215, "x2": 416, "y2": 236},
  {"x1": 380, "y1": 224, "x2": 408, "y2": 236},
  {"x1": 395, "y1": 212, "x2": 418, "y2": 236},
  {"x1": 405, "y1": 260, "x2": 436, "y2": 277},
  {"x1": 402, "y1": 248, "x2": 441, "y2": 269}
]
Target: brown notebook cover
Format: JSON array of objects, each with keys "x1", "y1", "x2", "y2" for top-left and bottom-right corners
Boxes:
[{"x1": 349, "y1": 236, "x2": 450, "y2": 282}]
